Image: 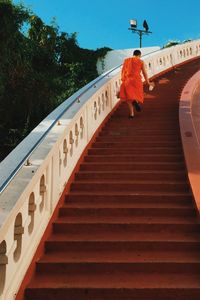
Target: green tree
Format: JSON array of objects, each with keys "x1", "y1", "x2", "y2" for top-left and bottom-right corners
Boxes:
[
  {"x1": 0, "y1": 1, "x2": 111, "y2": 161},
  {"x1": 0, "y1": 0, "x2": 31, "y2": 156}
]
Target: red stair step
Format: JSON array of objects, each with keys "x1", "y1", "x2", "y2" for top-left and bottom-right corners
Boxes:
[
  {"x1": 59, "y1": 207, "x2": 196, "y2": 219},
  {"x1": 70, "y1": 181, "x2": 190, "y2": 193},
  {"x1": 75, "y1": 170, "x2": 187, "y2": 181},
  {"x1": 92, "y1": 141, "x2": 182, "y2": 148},
  {"x1": 52, "y1": 222, "x2": 200, "y2": 238},
  {"x1": 84, "y1": 154, "x2": 184, "y2": 163},
  {"x1": 45, "y1": 240, "x2": 200, "y2": 254},
  {"x1": 79, "y1": 162, "x2": 186, "y2": 171},
  {"x1": 65, "y1": 193, "x2": 193, "y2": 207},
  {"x1": 23, "y1": 59, "x2": 200, "y2": 300},
  {"x1": 35, "y1": 261, "x2": 200, "y2": 274},
  {"x1": 88, "y1": 147, "x2": 183, "y2": 154},
  {"x1": 99, "y1": 131, "x2": 180, "y2": 137},
  {"x1": 95, "y1": 135, "x2": 181, "y2": 142},
  {"x1": 25, "y1": 286, "x2": 200, "y2": 300}
]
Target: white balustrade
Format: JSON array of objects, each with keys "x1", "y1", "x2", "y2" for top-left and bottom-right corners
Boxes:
[{"x1": 0, "y1": 40, "x2": 200, "y2": 299}]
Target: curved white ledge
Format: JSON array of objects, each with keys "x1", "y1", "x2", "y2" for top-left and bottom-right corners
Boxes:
[
  {"x1": 179, "y1": 70, "x2": 200, "y2": 213},
  {"x1": 0, "y1": 66, "x2": 120, "y2": 194}
]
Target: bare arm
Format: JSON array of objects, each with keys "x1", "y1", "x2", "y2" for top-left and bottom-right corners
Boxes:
[{"x1": 141, "y1": 62, "x2": 150, "y2": 85}]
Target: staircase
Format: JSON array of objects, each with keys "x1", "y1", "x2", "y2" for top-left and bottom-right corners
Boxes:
[{"x1": 24, "y1": 59, "x2": 200, "y2": 300}]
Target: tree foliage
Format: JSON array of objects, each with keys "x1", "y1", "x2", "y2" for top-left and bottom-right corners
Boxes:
[{"x1": 0, "y1": 1, "x2": 111, "y2": 160}]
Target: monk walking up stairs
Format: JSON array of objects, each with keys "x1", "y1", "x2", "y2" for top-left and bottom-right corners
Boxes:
[{"x1": 24, "y1": 59, "x2": 200, "y2": 300}]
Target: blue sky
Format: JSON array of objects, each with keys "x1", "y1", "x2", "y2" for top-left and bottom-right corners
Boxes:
[{"x1": 13, "y1": 0, "x2": 200, "y2": 50}]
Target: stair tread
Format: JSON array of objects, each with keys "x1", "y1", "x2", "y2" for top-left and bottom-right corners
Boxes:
[
  {"x1": 72, "y1": 180, "x2": 188, "y2": 184},
  {"x1": 64, "y1": 204, "x2": 193, "y2": 209},
  {"x1": 88, "y1": 148, "x2": 183, "y2": 154},
  {"x1": 75, "y1": 171, "x2": 187, "y2": 181},
  {"x1": 26, "y1": 272, "x2": 200, "y2": 289},
  {"x1": 35, "y1": 261, "x2": 200, "y2": 275},
  {"x1": 63, "y1": 203, "x2": 193, "y2": 208},
  {"x1": 60, "y1": 206, "x2": 195, "y2": 210},
  {"x1": 80, "y1": 161, "x2": 185, "y2": 165},
  {"x1": 77, "y1": 170, "x2": 185, "y2": 174},
  {"x1": 85, "y1": 154, "x2": 183, "y2": 158},
  {"x1": 68, "y1": 191, "x2": 192, "y2": 196},
  {"x1": 48, "y1": 233, "x2": 200, "y2": 242},
  {"x1": 55, "y1": 216, "x2": 198, "y2": 224},
  {"x1": 40, "y1": 251, "x2": 200, "y2": 263},
  {"x1": 59, "y1": 207, "x2": 196, "y2": 217},
  {"x1": 45, "y1": 240, "x2": 200, "y2": 250}
]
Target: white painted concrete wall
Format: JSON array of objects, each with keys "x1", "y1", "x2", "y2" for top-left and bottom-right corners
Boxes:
[{"x1": 97, "y1": 46, "x2": 160, "y2": 74}]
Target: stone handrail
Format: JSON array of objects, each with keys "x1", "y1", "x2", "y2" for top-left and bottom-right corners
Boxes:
[
  {"x1": 0, "y1": 40, "x2": 200, "y2": 300},
  {"x1": 0, "y1": 67, "x2": 120, "y2": 194}
]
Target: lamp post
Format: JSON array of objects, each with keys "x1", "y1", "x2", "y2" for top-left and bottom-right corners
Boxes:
[{"x1": 129, "y1": 19, "x2": 152, "y2": 48}]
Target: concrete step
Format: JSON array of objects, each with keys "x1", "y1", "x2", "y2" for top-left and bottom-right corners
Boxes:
[
  {"x1": 35, "y1": 261, "x2": 200, "y2": 274},
  {"x1": 75, "y1": 171, "x2": 187, "y2": 181},
  {"x1": 59, "y1": 207, "x2": 196, "y2": 219},
  {"x1": 25, "y1": 286, "x2": 200, "y2": 300},
  {"x1": 52, "y1": 222, "x2": 200, "y2": 238},
  {"x1": 84, "y1": 154, "x2": 184, "y2": 163},
  {"x1": 92, "y1": 141, "x2": 182, "y2": 148},
  {"x1": 79, "y1": 162, "x2": 186, "y2": 171},
  {"x1": 65, "y1": 193, "x2": 193, "y2": 207},
  {"x1": 45, "y1": 240, "x2": 200, "y2": 254},
  {"x1": 70, "y1": 181, "x2": 190, "y2": 193},
  {"x1": 95, "y1": 135, "x2": 181, "y2": 142},
  {"x1": 88, "y1": 147, "x2": 183, "y2": 155},
  {"x1": 99, "y1": 130, "x2": 181, "y2": 137}
]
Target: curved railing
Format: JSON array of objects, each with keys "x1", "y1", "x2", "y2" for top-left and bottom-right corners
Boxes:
[
  {"x1": 0, "y1": 40, "x2": 200, "y2": 300},
  {"x1": 0, "y1": 47, "x2": 162, "y2": 195},
  {"x1": 0, "y1": 65, "x2": 120, "y2": 194}
]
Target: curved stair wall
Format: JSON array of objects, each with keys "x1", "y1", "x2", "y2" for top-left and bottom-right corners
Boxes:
[
  {"x1": 0, "y1": 40, "x2": 200, "y2": 300},
  {"x1": 180, "y1": 70, "x2": 200, "y2": 213}
]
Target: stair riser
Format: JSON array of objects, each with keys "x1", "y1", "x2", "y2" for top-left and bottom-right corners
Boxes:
[
  {"x1": 96, "y1": 136, "x2": 181, "y2": 142},
  {"x1": 99, "y1": 127, "x2": 180, "y2": 135},
  {"x1": 45, "y1": 241, "x2": 200, "y2": 253},
  {"x1": 92, "y1": 142, "x2": 182, "y2": 148},
  {"x1": 99, "y1": 131, "x2": 181, "y2": 142},
  {"x1": 25, "y1": 288, "x2": 200, "y2": 300},
  {"x1": 36, "y1": 262, "x2": 200, "y2": 274},
  {"x1": 110, "y1": 114, "x2": 179, "y2": 119},
  {"x1": 105, "y1": 127, "x2": 181, "y2": 133},
  {"x1": 75, "y1": 172, "x2": 187, "y2": 181},
  {"x1": 53, "y1": 223, "x2": 200, "y2": 235},
  {"x1": 105, "y1": 123, "x2": 180, "y2": 129},
  {"x1": 65, "y1": 194, "x2": 193, "y2": 206},
  {"x1": 88, "y1": 148, "x2": 183, "y2": 155},
  {"x1": 84, "y1": 155, "x2": 184, "y2": 163},
  {"x1": 70, "y1": 183, "x2": 189, "y2": 193},
  {"x1": 80, "y1": 163, "x2": 186, "y2": 171},
  {"x1": 112, "y1": 117, "x2": 179, "y2": 121},
  {"x1": 58, "y1": 208, "x2": 196, "y2": 218}
]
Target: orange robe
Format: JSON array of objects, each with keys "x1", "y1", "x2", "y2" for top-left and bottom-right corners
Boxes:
[{"x1": 120, "y1": 57, "x2": 144, "y2": 103}]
